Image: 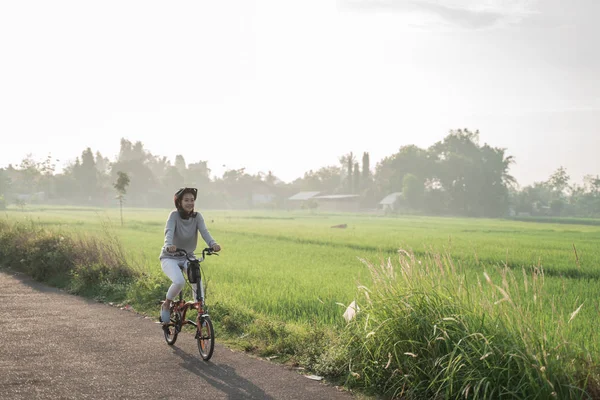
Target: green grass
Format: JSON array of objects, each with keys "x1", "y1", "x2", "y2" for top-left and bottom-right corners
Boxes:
[
  {"x1": 2, "y1": 205, "x2": 599, "y2": 397},
  {"x1": 3, "y1": 207, "x2": 600, "y2": 325}
]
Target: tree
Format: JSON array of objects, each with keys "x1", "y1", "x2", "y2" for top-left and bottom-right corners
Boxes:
[
  {"x1": 568, "y1": 175, "x2": 600, "y2": 216},
  {"x1": 550, "y1": 199, "x2": 565, "y2": 216},
  {"x1": 38, "y1": 154, "x2": 57, "y2": 199},
  {"x1": 430, "y1": 130, "x2": 482, "y2": 215},
  {"x1": 513, "y1": 182, "x2": 552, "y2": 215},
  {"x1": 362, "y1": 152, "x2": 370, "y2": 181},
  {"x1": 339, "y1": 152, "x2": 356, "y2": 193},
  {"x1": 402, "y1": 173, "x2": 424, "y2": 209},
  {"x1": 361, "y1": 152, "x2": 372, "y2": 192},
  {"x1": 94, "y1": 151, "x2": 112, "y2": 205},
  {"x1": 13, "y1": 154, "x2": 43, "y2": 194},
  {"x1": 118, "y1": 138, "x2": 134, "y2": 162},
  {"x1": 218, "y1": 167, "x2": 255, "y2": 207},
  {"x1": 131, "y1": 141, "x2": 147, "y2": 162},
  {"x1": 163, "y1": 166, "x2": 185, "y2": 191},
  {"x1": 353, "y1": 162, "x2": 360, "y2": 194},
  {"x1": 15, "y1": 197, "x2": 26, "y2": 211},
  {"x1": 265, "y1": 171, "x2": 277, "y2": 186},
  {"x1": 175, "y1": 155, "x2": 187, "y2": 175},
  {"x1": 95, "y1": 151, "x2": 110, "y2": 175},
  {"x1": 429, "y1": 129, "x2": 514, "y2": 217},
  {"x1": 117, "y1": 138, "x2": 149, "y2": 163},
  {"x1": 547, "y1": 166, "x2": 570, "y2": 199},
  {"x1": 478, "y1": 144, "x2": 515, "y2": 217},
  {"x1": 0, "y1": 168, "x2": 10, "y2": 197},
  {"x1": 292, "y1": 166, "x2": 342, "y2": 193},
  {"x1": 111, "y1": 139, "x2": 158, "y2": 206},
  {"x1": 583, "y1": 175, "x2": 600, "y2": 195},
  {"x1": 147, "y1": 155, "x2": 170, "y2": 184},
  {"x1": 113, "y1": 171, "x2": 130, "y2": 226},
  {"x1": 347, "y1": 157, "x2": 354, "y2": 193},
  {"x1": 186, "y1": 160, "x2": 211, "y2": 187},
  {"x1": 78, "y1": 148, "x2": 98, "y2": 201},
  {"x1": 375, "y1": 145, "x2": 431, "y2": 197}
]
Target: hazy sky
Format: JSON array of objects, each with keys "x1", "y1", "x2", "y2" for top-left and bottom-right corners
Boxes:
[{"x1": 1, "y1": 0, "x2": 598, "y2": 186}]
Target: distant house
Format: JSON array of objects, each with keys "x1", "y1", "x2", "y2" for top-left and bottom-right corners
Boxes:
[
  {"x1": 252, "y1": 182, "x2": 279, "y2": 207},
  {"x1": 16, "y1": 194, "x2": 32, "y2": 202},
  {"x1": 287, "y1": 191, "x2": 320, "y2": 209},
  {"x1": 288, "y1": 191, "x2": 320, "y2": 201},
  {"x1": 313, "y1": 194, "x2": 360, "y2": 212},
  {"x1": 16, "y1": 192, "x2": 46, "y2": 203},
  {"x1": 379, "y1": 192, "x2": 403, "y2": 212},
  {"x1": 252, "y1": 193, "x2": 277, "y2": 206},
  {"x1": 287, "y1": 192, "x2": 362, "y2": 212}
]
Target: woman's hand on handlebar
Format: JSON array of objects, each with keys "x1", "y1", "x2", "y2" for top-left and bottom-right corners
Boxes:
[
  {"x1": 211, "y1": 243, "x2": 221, "y2": 252},
  {"x1": 166, "y1": 245, "x2": 177, "y2": 253}
]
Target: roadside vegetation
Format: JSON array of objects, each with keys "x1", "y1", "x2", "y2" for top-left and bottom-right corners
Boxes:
[{"x1": 1, "y1": 207, "x2": 599, "y2": 398}]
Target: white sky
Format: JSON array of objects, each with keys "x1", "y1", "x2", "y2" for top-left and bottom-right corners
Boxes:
[{"x1": 0, "y1": 0, "x2": 598, "y2": 186}]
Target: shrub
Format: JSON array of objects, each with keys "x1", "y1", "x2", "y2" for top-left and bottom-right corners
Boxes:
[
  {"x1": 0, "y1": 218, "x2": 139, "y2": 299},
  {"x1": 127, "y1": 272, "x2": 171, "y2": 312},
  {"x1": 337, "y1": 250, "x2": 596, "y2": 399}
]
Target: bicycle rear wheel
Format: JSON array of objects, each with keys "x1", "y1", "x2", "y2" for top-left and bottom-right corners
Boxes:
[
  {"x1": 163, "y1": 311, "x2": 180, "y2": 345},
  {"x1": 196, "y1": 315, "x2": 214, "y2": 361}
]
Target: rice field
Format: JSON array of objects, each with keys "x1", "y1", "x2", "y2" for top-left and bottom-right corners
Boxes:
[{"x1": 4, "y1": 206, "x2": 600, "y2": 357}]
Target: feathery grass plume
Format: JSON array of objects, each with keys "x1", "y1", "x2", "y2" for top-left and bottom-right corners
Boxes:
[
  {"x1": 339, "y1": 249, "x2": 595, "y2": 399},
  {"x1": 569, "y1": 303, "x2": 584, "y2": 324}
]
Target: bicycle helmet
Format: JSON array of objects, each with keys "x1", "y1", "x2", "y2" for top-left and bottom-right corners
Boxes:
[{"x1": 174, "y1": 187, "x2": 198, "y2": 218}]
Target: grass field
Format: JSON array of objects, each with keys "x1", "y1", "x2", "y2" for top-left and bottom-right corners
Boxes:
[
  {"x1": 2, "y1": 206, "x2": 600, "y2": 396},
  {"x1": 4, "y1": 206, "x2": 599, "y2": 337}
]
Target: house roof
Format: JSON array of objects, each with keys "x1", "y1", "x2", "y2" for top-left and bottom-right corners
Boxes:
[
  {"x1": 379, "y1": 192, "x2": 403, "y2": 205},
  {"x1": 314, "y1": 194, "x2": 359, "y2": 200},
  {"x1": 288, "y1": 191, "x2": 320, "y2": 201}
]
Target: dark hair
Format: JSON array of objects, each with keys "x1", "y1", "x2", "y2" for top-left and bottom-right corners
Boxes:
[{"x1": 173, "y1": 187, "x2": 198, "y2": 219}]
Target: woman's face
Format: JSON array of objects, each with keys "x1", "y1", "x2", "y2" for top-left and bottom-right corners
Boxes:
[{"x1": 181, "y1": 193, "x2": 195, "y2": 212}]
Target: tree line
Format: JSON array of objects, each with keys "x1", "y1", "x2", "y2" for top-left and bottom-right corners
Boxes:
[{"x1": 1, "y1": 130, "x2": 599, "y2": 218}]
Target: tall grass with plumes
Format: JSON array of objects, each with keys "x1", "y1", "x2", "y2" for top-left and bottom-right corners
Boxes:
[
  {"x1": 0, "y1": 218, "x2": 138, "y2": 300},
  {"x1": 336, "y1": 249, "x2": 597, "y2": 399}
]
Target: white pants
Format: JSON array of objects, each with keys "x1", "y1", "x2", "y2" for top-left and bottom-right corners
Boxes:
[{"x1": 161, "y1": 258, "x2": 197, "y2": 300}]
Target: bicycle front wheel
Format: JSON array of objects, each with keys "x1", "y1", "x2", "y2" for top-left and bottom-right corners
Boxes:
[
  {"x1": 196, "y1": 315, "x2": 214, "y2": 361},
  {"x1": 163, "y1": 311, "x2": 180, "y2": 345}
]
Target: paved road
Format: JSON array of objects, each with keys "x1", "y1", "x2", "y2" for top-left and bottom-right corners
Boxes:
[{"x1": 0, "y1": 271, "x2": 355, "y2": 399}]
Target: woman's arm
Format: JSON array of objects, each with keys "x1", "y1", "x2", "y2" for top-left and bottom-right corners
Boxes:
[
  {"x1": 197, "y1": 214, "x2": 217, "y2": 248},
  {"x1": 163, "y1": 211, "x2": 177, "y2": 250}
]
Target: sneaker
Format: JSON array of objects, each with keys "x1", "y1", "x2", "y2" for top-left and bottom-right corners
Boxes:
[{"x1": 160, "y1": 308, "x2": 171, "y2": 324}]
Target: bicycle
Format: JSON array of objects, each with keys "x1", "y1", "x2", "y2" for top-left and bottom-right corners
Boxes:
[{"x1": 160, "y1": 247, "x2": 218, "y2": 361}]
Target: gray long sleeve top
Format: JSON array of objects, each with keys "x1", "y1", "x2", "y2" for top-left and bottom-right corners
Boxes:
[{"x1": 159, "y1": 210, "x2": 217, "y2": 260}]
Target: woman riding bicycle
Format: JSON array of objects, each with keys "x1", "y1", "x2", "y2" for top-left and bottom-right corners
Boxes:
[{"x1": 159, "y1": 187, "x2": 221, "y2": 324}]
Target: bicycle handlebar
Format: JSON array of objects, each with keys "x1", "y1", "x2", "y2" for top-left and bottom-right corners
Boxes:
[{"x1": 171, "y1": 247, "x2": 219, "y2": 259}]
